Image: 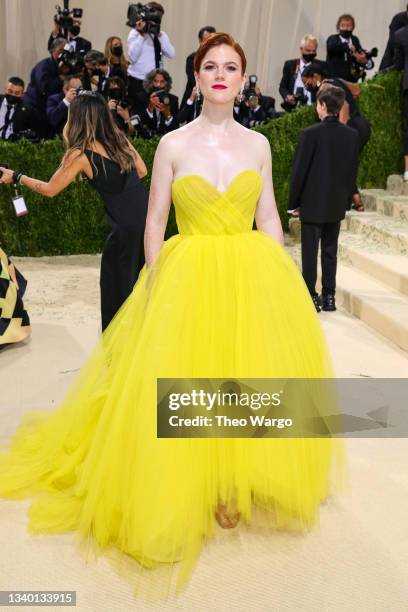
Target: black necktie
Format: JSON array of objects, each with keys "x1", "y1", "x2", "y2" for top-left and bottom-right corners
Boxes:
[
  {"x1": 1, "y1": 104, "x2": 12, "y2": 140},
  {"x1": 152, "y1": 34, "x2": 162, "y2": 68}
]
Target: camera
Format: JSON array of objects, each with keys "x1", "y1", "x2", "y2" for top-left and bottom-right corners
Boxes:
[
  {"x1": 126, "y1": 3, "x2": 162, "y2": 35},
  {"x1": 55, "y1": 1, "x2": 83, "y2": 33},
  {"x1": 152, "y1": 89, "x2": 170, "y2": 105},
  {"x1": 58, "y1": 44, "x2": 85, "y2": 75},
  {"x1": 241, "y1": 74, "x2": 259, "y2": 108},
  {"x1": 294, "y1": 86, "x2": 308, "y2": 106},
  {"x1": 349, "y1": 46, "x2": 378, "y2": 81}
]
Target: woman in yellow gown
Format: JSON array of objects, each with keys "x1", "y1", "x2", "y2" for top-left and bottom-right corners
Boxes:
[{"x1": 0, "y1": 33, "x2": 344, "y2": 597}]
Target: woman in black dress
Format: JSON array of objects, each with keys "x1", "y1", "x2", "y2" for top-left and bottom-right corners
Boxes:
[{"x1": 0, "y1": 92, "x2": 148, "y2": 330}]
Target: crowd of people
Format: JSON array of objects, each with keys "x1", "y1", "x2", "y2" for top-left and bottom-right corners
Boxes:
[{"x1": 1, "y1": 4, "x2": 402, "y2": 146}]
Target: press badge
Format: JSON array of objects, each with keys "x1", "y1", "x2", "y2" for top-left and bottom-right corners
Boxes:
[{"x1": 13, "y1": 195, "x2": 28, "y2": 216}]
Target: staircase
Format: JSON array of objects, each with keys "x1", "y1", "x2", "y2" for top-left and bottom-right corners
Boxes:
[{"x1": 287, "y1": 174, "x2": 408, "y2": 352}]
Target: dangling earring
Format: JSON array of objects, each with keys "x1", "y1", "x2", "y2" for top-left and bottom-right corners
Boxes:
[
  {"x1": 196, "y1": 83, "x2": 201, "y2": 100},
  {"x1": 238, "y1": 85, "x2": 244, "y2": 103}
]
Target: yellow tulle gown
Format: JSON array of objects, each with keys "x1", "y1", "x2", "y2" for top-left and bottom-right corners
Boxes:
[{"x1": 0, "y1": 170, "x2": 345, "y2": 598}]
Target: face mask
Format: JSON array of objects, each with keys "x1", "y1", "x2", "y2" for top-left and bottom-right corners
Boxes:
[
  {"x1": 112, "y1": 46, "x2": 123, "y2": 57},
  {"x1": 5, "y1": 94, "x2": 21, "y2": 106},
  {"x1": 71, "y1": 25, "x2": 81, "y2": 37},
  {"x1": 339, "y1": 29, "x2": 352, "y2": 39},
  {"x1": 108, "y1": 88, "x2": 124, "y2": 100},
  {"x1": 302, "y1": 53, "x2": 316, "y2": 63},
  {"x1": 152, "y1": 85, "x2": 164, "y2": 92},
  {"x1": 92, "y1": 68, "x2": 102, "y2": 77}
]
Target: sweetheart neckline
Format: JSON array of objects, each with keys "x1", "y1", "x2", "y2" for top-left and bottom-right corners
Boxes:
[{"x1": 171, "y1": 169, "x2": 263, "y2": 195}]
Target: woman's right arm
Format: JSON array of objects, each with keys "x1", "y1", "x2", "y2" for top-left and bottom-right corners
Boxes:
[{"x1": 144, "y1": 135, "x2": 174, "y2": 268}]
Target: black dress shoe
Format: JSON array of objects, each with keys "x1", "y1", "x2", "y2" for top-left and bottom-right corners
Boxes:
[
  {"x1": 322, "y1": 293, "x2": 336, "y2": 311},
  {"x1": 311, "y1": 293, "x2": 321, "y2": 312}
]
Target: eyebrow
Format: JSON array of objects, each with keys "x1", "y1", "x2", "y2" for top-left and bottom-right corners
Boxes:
[{"x1": 202, "y1": 60, "x2": 239, "y2": 66}]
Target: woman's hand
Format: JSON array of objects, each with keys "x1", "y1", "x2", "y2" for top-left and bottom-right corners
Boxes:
[
  {"x1": 108, "y1": 99, "x2": 118, "y2": 111},
  {"x1": 0, "y1": 168, "x2": 14, "y2": 184},
  {"x1": 116, "y1": 105, "x2": 130, "y2": 122}
]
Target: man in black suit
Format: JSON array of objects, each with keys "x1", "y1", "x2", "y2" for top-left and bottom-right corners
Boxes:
[
  {"x1": 0, "y1": 77, "x2": 39, "y2": 141},
  {"x1": 48, "y1": 16, "x2": 92, "y2": 59},
  {"x1": 46, "y1": 75, "x2": 82, "y2": 137},
  {"x1": 23, "y1": 38, "x2": 66, "y2": 136},
  {"x1": 287, "y1": 85, "x2": 359, "y2": 312},
  {"x1": 279, "y1": 35, "x2": 327, "y2": 112},
  {"x1": 393, "y1": 24, "x2": 408, "y2": 180},
  {"x1": 326, "y1": 14, "x2": 368, "y2": 82},
  {"x1": 180, "y1": 25, "x2": 216, "y2": 109},
  {"x1": 380, "y1": 5, "x2": 408, "y2": 71},
  {"x1": 135, "y1": 68, "x2": 179, "y2": 137}
]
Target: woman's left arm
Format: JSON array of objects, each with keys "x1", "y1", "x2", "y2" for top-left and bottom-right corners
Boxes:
[
  {"x1": 254, "y1": 135, "x2": 284, "y2": 246},
  {"x1": 127, "y1": 141, "x2": 148, "y2": 178},
  {"x1": 0, "y1": 151, "x2": 87, "y2": 198}
]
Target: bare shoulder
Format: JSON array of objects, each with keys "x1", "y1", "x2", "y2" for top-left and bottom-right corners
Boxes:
[{"x1": 238, "y1": 124, "x2": 270, "y2": 152}]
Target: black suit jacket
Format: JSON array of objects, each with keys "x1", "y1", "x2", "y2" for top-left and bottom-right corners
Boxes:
[
  {"x1": 136, "y1": 91, "x2": 179, "y2": 134},
  {"x1": 0, "y1": 96, "x2": 40, "y2": 139},
  {"x1": 380, "y1": 11, "x2": 408, "y2": 70},
  {"x1": 46, "y1": 92, "x2": 68, "y2": 134},
  {"x1": 23, "y1": 57, "x2": 63, "y2": 113},
  {"x1": 180, "y1": 52, "x2": 195, "y2": 109},
  {"x1": 288, "y1": 116, "x2": 359, "y2": 223},
  {"x1": 47, "y1": 33, "x2": 92, "y2": 57},
  {"x1": 393, "y1": 25, "x2": 408, "y2": 91},
  {"x1": 279, "y1": 58, "x2": 327, "y2": 107},
  {"x1": 326, "y1": 34, "x2": 362, "y2": 81}
]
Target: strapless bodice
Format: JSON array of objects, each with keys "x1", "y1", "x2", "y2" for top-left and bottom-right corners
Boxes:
[{"x1": 171, "y1": 169, "x2": 263, "y2": 235}]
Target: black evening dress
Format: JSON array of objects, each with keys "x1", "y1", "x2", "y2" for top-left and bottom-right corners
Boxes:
[{"x1": 84, "y1": 150, "x2": 148, "y2": 330}]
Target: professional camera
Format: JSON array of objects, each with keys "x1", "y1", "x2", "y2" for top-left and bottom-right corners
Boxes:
[
  {"x1": 152, "y1": 89, "x2": 170, "y2": 105},
  {"x1": 58, "y1": 44, "x2": 85, "y2": 75},
  {"x1": 126, "y1": 3, "x2": 162, "y2": 35},
  {"x1": 242, "y1": 75, "x2": 259, "y2": 108},
  {"x1": 293, "y1": 86, "x2": 308, "y2": 106},
  {"x1": 55, "y1": 1, "x2": 83, "y2": 34},
  {"x1": 349, "y1": 46, "x2": 378, "y2": 81}
]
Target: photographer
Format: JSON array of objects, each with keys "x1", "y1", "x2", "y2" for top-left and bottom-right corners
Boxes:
[
  {"x1": 326, "y1": 15, "x2": 373, "y2": 82},
  {"x1": 234, "y1": 78, "x2": 280, "y2": 127},
  {"x1": 279, "y1": 35, "x2": 327, "y2": 112},
  {"x1": 135, "y1": 68, "x2": 178, "y2": 137},
  {"x1": 180, "y1": 26, "x2": 216, "y2": 108},
  {"x1": 84, "y1": 50, "x2": 110, "y2": 94},
  {"x1": 0, "y1": 77, "x2": 40, "y2": 142},
  {"x1": 106, "y1": 77, "x2": 136, "y2": 136},
  {"x1": 48, "y1": 14, "x2": 91, "y2": 59},
  {"x1": 178, "y1": 85, "x2": 203, "y2": 124},
  {"x1": 126, "y1": 2, "x2": 175, "y2": 108},
  {"x1": 46, "y1": 75, "x2": 83, "y2": 136},
  {"x1": 105, "y1": 36, "x2": 128, "y2": 83}
]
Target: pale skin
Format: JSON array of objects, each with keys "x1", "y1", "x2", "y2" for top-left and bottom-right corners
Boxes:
[
  {"x1": 0, "y1": 142, "x2": 147, "y2": 193},
  {"x1": 144, "y1": 43, "x2": 284, "y2": 274},
  {"x1": 144, "y1": 44, "x2": 283, "y2": 528}
]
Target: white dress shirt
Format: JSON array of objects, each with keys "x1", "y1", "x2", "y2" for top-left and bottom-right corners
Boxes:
[
  {"x1": 293, "y1": 59, "x2": 312, "y2": 104},
  {"x1": 127, "y1": 29, "x2": 175, "y2": 80}
]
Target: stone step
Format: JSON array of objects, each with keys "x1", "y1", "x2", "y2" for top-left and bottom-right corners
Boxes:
[
  {"x1": 345, "y1": 211, "x2": 408, "y2": 255},
  {"x1": 288, "y1": 243, "x2": 408, "y2": 352},
  {"x1": 338, "y1": 232, "x2": 408, "y2": 296},
  {"x1": 361, "y1": 189, "x2": 408, "y2": 221},
  {"x1": 386, "y1": 174, "x2": 408, "y2": 196}
]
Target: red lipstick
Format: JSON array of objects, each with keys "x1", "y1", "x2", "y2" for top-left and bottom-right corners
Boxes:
[{"x1": 212, "y1": 84, "x2": 227, "y2": 89}]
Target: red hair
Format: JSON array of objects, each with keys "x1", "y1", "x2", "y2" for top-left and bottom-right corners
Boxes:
[{"x1": 193, "y1": 32, "x2": 247, "y2": 74}]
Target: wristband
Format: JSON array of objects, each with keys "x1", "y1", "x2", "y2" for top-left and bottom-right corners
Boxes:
[{"x1": 12, "y1": 171, "x2": 23, "y2": 185}]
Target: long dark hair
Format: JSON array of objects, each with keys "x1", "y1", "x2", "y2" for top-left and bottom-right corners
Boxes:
[{"x1": 62, "y1": 92, "x2": 134, "y2": 174}]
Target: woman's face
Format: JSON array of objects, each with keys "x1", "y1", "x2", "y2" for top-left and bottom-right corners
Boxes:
[
  {"x1": 195, "y1": 44, "x2": 246, "y2": 104},
  {"x1": 111, "y1": 38, "x2": 122, "y2": 52}
]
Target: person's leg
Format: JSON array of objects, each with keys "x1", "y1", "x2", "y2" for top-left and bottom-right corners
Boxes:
[
  {"x1": 100, "y1": 232, "x2": 121, "y2": 332},
  {"x1": 320, "y1": 221, "x2": 341, "y2": 310},
  {"x1": 301, "y1": 222, "x2": 322, "y2": 296}
]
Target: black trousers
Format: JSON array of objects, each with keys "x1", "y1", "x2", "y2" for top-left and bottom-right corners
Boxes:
[{"x1": 301, "y1": 221, "x2": 341, "y2": 297}]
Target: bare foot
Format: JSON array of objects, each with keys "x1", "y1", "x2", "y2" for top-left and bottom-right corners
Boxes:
[{"x1": 215, "y1": 503, "x2": 241, "y2": 529}]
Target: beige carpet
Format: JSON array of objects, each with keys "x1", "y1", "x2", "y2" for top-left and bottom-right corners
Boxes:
[{"x1": 1, "y1": 255, "x2": 407, "y2": 612}]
